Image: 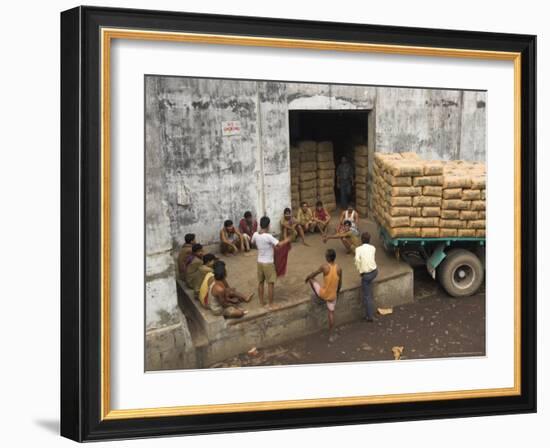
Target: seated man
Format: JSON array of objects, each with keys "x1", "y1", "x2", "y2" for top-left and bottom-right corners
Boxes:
[
  {"x1": 323, "y1": 220, "x2": 361, "y2": 254},
  {"x1": 208, "y1": 261, "x2": 253, "y2": 318},
  {"x1": 313, "y1": 201, "x2": 331, "y2": 236},
  {"x1": 238, "y1": 211, "x2": 257, "y2": 251},
  {"x1": 280, "y1": 207, "x2": 309, "y2": 246},
  {"x1": 194, "y1": 253, "x2": 217, "y2": 306},
  {"x1": 183, "y1": 244, "x2": 204, "y2": 296},
  {"x1": 296, "y1": 201, "x2": 316, "y2": 233},
  {"x1": 177, "y1": 233, "x2": 196, "y2": 280},
  {"x1": 220, "y1": 219, "x2": 245, "y2": 255}
]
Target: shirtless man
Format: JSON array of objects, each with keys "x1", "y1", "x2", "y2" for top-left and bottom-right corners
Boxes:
[
  {"x1": 209, "y1": 261, "x2": 253, "y2": 318},
  {"x1": 305, "y1": 248, "x2": 342, "y2": 341},
  {"x1": 296, "y1": 201, "x2": 316, "y2": 233},
  {"x1": 323, "y1": 220, "x2": 361, "y2": 254},
  {"x1": 280, "y1": 207, "x2": 309, "y2": 246},
  {"x1": 220, "y1": 219, "x2": 245, "y2": 255},
  {"x1": 238, "y1": 211, "x2": 258, "y2": 251}
]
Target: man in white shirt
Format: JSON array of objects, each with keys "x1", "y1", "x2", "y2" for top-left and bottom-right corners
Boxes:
[
  {"x1": 354, "y1": 231, "x2": 378, "y2": 322},
  {"x1": 251, "y1": 216, "x2": 291, "y2": 309}
]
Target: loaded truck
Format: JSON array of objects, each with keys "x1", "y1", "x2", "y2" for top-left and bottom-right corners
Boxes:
[{"x1": 379, "y1": 226, "x2": 485, "y2": 297}]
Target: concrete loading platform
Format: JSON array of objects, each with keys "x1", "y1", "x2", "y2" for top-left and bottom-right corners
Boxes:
[{"x1": 177, "y1": 219, "x2": 413, "y2": 368}]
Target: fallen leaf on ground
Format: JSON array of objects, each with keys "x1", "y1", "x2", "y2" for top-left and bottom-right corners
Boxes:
[
  {"x1": 392, "y1": 346, "x2": 404, "y2": 360},
  {"x1": 377, "y1": 307, "x2": 393, "y2": 315}
]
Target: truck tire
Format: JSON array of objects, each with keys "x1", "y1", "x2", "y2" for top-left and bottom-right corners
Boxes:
[{"x1": 438, "y1": 249, "x2": 484, "y2": 297}]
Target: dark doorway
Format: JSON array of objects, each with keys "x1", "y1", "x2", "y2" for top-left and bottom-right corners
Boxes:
[{"x1": 289, "y1": 110, "x2": 369, "y2": 208}]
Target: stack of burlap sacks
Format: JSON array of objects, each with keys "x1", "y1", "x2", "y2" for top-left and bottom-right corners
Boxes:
[
  {"x1": 290, "y1": 141, "x2": 336, "y2": 212},
  {"x1": 316, "y1": 141, "x2": 336, "y2": 211},
  {"x1": 354, "y1": 145, "x2": 369, "y2": 216},
  {"x1": 372, "y1": 152, "x2": 486, "y2": 238}
]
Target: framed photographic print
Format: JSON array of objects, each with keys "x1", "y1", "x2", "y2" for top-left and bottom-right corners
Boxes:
[{"x1": 60, "y1": 6, "x2": 537, "y2": 441}]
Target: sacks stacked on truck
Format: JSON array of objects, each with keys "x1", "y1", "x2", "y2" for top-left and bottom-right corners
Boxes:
[
  {"x1": 289, "y1": 146, "x2": 301, "y2": 211},
  {"x1": 354, "y1": 145, "x2": 369, "y2": 216},
  {"x1": 441, "y1": 161, "x2": 486, "y2": 237},
  {"x1": 316, "y1": 141, "x2": 336, "y2": 211},
  {"x1": 297, "y1": 141, "x2": 318, "y2": 207},
  {"x1": 373, "y1": 152, "x2": 485, "y2": 238}
]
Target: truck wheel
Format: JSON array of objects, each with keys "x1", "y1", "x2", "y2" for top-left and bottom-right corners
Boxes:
[{"x1": 438, "y1": 249, "x2": 484, "y2": 297}]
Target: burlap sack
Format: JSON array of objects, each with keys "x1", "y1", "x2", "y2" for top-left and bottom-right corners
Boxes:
[
  {"x1": 317, "y1": 141, "x2": 333, "y2": 153},
  {"x1": 462, "y1": 189, "x2": 481, "y2": 200},
  {"x1": 355, "y1": 198, "x2": 368, "y2": 208},
  {"x1": 355, "y1": 155, "x2": 368, "y2": 168},
  {"x1": 410, "y1": 207, "x2": 422, "y2": 217},
  {"x1": 423, "y1": 186, "x2": 443, "y2": 197},
  {"x1": 300, "y1": 179, "x2": 317, "y2": 190},
  {"x1": 356, "y1": 165, "x2": 368, "y2": 178},
  {"x1": 355, "y1": 205, "x2": 368, "y2": 216},
  {"x1": 318, "y1": 178, "x2": 335, "y2": 188},
  {"x1": 421, "y1": 228, "x2": 440, "y2": 238},
  {"x1": 389, "y1": 227, "x2": 421, "y2": 238},
  {"x1": 399, "y1": 152, "x2": 420, "y2": 160},
  {"x1": 299, "y1": 161, "x2": 317, "y2": 172},
  {"x1": 476, "y1": 229, "x2": 486, "y2": 237},
  {"x1": 479, "y1": 211, "x2": 486, "y2": 219},
  {"x1": 443, "y1": 175, "x2": 472, "y2": 189},
  {"x1": 442, "y1": 199, "x2": 471, "y2": 210},
  {"x1": 291, "y1": 186, "x2": 299, "y2": 196},
  {"x1": 441, "y1": 209, "x2": 460, "y2": 219},
  {"x1": 356, "y1": 189, "x2": 368, "y2": 201},
  {"x1": 317, "y1": 151, "x2": 334, "y2": 162},
  {"x1": 385, "y1": 173, "x2": 412, "y2": 187},
  {"x1": 300, "y1": 194, "x2": 316, "y2": 205},
  {"x1": 481, "y1": 189, "x2": 486, "y2": 200},
  {"x1": 374, "y1": 152, "x2": 401, "y2": 165},
  {"x1": 471, "y1": 200, "x2": 486, "y2": 211},
  {"x1": 391, "y1": 186, "x2": 422, "y2": 197},
  {"x1": 317, "y1": 169, "x2": 334, "y2": 180},
  {"x1": 422, "y1": 207, "x2": 441, "y2": 217},
  {"x1": 318, "y1": 186, "x2": 335, "y2": 196},
  {"x1": 413, "y1": 175, "x2": 444, "y2": 187},
  {"x1": 442, "y1": 188, "x2": 463, "y2": 199},
  {"x1": 411, "y1": 217, "x2": 440, "y2": 227},
  {"x1": 413, "y1": 196, "x2": 442, "y2": 207},
  {"x1": 300, "y1": 187, "x2": 317, "y2": 198},
  {"x1": 423, "y1": 161, "x2": 444, "y2": 175},
  {"x1": 299, "y1": 151, "x2": 317, "y2": 162},
  {"x1": 300, "y1": 171, "x2": 317, "y2": 181},
  {"x1": 467, "y1": 220, "x2": 486, "y2": 229},
  {"x1": 440, "y1": 228, "x2": 458, "y2": 237},
  {"x1": 460, "y1": 210, "x2": 479, "y2": 220},
  {"x1": 389, "y1": 206, "x2": 415, "y2": 217},
  {"x1": 291, "y1": 193, "x2": 300, "y2": 203},
  {"x1": 317, "y1": 160, "x2": 335, "y2": 170},
  {"x1": 390, "y1": 196, "x2": 412, "y2": 207},
  {"x1": 389, "y1": 161, "x2": 424, "y2": 177},
  {"x1": 439, "y1": 219, "x2": 466, "y2": 229},
  {"x1": 386, "y1": 214, "x2": 410, "y2": 228},
  {"x1": 470, "y1": 176, "x2": 486, "y2": 189},
  {"x1": 354, "y1": 145, "x2": 368, "y2": 156},
  {"x1": 458, "y1": 229, "x2": 476, "y2": 237}
]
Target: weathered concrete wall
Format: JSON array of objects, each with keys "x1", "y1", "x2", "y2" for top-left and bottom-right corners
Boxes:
[
  {"x1": 144, "y1": 77, "x2": 197, "y2": 359},
  {"x1": 145, "y1": 77, "x2": 486, "y2": 248}
]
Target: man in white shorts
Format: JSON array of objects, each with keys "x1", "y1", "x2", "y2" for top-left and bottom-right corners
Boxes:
[{"x1": 251, "y1": 216, "x2": 291, "y2": 309}]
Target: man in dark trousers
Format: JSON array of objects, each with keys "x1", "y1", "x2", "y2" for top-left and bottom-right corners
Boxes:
[{"x1": 354, "y1": 232, "x2": 378, "y2": 322}]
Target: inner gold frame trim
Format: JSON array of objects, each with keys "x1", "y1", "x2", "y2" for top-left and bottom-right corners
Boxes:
[{"x1": 100, "y1": 27, "x2": 522, "y2": 421}]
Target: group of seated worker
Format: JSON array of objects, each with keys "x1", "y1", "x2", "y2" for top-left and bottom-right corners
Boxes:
[
  {"x1": 219, "y1": 211, "x2": 259, "y2": 255},
  {"x1": 280, "y1": 201, "x2": 332, "y2": 245},
  {"x1": 177, "y1": 233, "x2": 253, "y2": 319}
]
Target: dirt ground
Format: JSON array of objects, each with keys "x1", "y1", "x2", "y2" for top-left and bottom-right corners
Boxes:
[{"x1": 209, "y1": 267, "x2": 486, "y2": 368}]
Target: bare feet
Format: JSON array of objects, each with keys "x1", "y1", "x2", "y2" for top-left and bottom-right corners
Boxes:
[{"x1": 244, "y1": 293, "x2": 254, "y2": 303}]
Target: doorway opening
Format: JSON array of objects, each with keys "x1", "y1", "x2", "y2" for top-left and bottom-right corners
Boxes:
[{"x1": 288, "y1": 110, "x2": 369, "y2": 213}]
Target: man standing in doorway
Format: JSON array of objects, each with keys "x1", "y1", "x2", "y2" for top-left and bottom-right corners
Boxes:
[
  {"x1": 354, "y1": 232, "x2": 378, "y2": 322},
  {"x1": 336, "y1": 156, "x2": 354, "y2": 209},
  {"x1": 251, "y1": 216, "x2": 291, "y2": 310}
]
